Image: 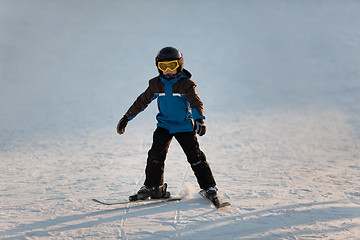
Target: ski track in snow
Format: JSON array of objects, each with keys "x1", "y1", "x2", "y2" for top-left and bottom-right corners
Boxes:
[{"x1": 1, "y1": 0, "x2": 360, "y2": 239}]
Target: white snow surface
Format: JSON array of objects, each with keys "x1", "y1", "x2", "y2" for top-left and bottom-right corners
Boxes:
[{"x1": 1, "y1": 0, "x2": 360, "y2": 239}]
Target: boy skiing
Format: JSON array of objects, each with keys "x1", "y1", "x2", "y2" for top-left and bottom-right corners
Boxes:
[{"x1": 117, "y1": 47, "x2": 219, "y2": 205}]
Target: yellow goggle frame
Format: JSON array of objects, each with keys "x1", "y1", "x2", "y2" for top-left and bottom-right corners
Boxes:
[{"x1": 157, "y1": 60, "x2": 179, "y2": 72}]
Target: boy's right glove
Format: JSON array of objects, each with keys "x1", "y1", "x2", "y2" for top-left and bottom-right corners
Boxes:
[
  {"x1": 194, "y1": 119, "x2": 206, "y2": 136},
  {"x1": 117, "y1": 115, "x2": 129, "y2": 134}
]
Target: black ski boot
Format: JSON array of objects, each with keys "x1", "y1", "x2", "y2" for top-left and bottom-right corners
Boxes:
[
  {"x1": 199, "y1": 186, "x2": 231, "y2": 209},
  {"x1": 129, "y1": 183, "x2": 171, "y2": 201},
  {"x1": 205, "y1": 186, "x2": 220, "y2": 207}
]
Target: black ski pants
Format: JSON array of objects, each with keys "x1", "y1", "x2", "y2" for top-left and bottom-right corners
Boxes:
[{"x1": 144, "y1": 127, "x2": 216, "y2": 190}]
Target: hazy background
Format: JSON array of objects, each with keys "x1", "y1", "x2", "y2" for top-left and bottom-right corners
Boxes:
[{"x1": 1, "y1": 0, "x2": 359, "y2": 145}]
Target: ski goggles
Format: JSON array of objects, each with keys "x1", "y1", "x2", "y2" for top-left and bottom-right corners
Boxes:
[{"x1": 157, "y1": 60, "x2": 179, "y2": 72}]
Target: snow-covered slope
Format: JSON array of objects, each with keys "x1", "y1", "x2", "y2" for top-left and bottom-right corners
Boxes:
[{"x1": 1, "y1": 0, "x2": 359, "y2": 239}]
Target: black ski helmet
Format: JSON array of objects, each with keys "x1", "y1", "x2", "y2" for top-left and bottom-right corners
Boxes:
[{"x1": 155, "y1": 46, "x2": 184, "y2": 79}]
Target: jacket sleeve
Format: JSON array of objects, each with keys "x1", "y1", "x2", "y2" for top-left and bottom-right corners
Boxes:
[
  {"x1": 184, "y1": 81, "x2": 205, "y2": 120},
  {"x1": 125, "y1": 82, "x2": 155, "y2": 120}
]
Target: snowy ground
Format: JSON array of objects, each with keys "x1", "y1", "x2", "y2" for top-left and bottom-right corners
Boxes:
[{"x1": 1, "y1": 0, "x2": 360, "y2": 239}]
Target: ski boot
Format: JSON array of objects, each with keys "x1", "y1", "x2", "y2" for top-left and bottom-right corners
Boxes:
[
  {"x1": 204, "y1": 186, "x2": 220, "y2": 207},
  {"x1": 129, "y1": 183, "x2": 171, "y2": 201}
]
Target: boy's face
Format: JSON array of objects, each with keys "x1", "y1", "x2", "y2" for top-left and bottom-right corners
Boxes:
[{"x1": 162, "y1": 69, "x2": 177, "y2": 76}]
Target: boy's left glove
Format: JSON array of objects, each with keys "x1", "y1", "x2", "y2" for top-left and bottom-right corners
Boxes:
[
  {"x1": 194, "y1": 119, "x2": 206, "y2": 136},
  {"x1": 117, "y1": 115, "x2": 129, "y2": 134}
]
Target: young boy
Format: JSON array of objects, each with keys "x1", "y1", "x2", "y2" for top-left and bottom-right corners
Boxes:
[{"x1": 117, "y1": 47, "x2": 218, "y2": 203}]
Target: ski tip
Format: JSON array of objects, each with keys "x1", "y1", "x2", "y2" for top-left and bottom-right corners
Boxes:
[
  {"x1": 92, "y1": 199, "x2": 104, "y2": 204},
  {"x1": 217, "y1": 202, "x2": 231, "y2": 209}
]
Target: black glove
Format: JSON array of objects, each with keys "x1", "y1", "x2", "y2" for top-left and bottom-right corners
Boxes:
[
  {"x1": 194, "y1": 119, "x2": 206, "y2": 136},
  {"x1": 117, "y1": 115, "x2": 129, "y2": 134}
]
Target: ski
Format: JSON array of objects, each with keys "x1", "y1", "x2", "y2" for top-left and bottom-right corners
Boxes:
[
  {"x1": 92, "y1": 196, "x2": 182, "y2": 206},
  {"x1": 199, "y1": 190, "x2": 231, "y2": 209}
]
